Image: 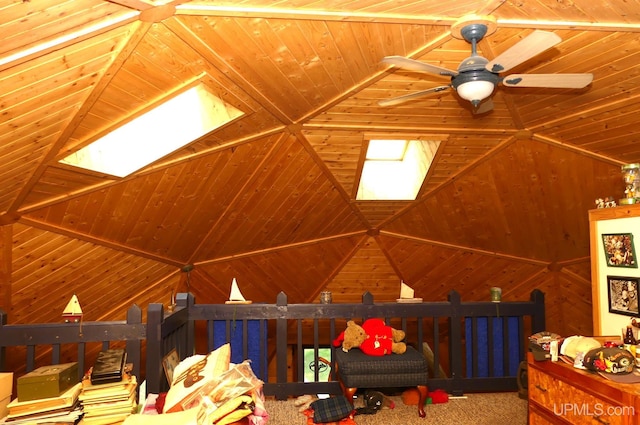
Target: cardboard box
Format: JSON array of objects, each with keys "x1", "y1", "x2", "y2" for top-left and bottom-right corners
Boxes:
[
  {"x1": 17, "y1": 363, "x2": 78, "y2": 402},
  {"x1": 0, "y1": 372, "x2": 12, "y2": 400}
]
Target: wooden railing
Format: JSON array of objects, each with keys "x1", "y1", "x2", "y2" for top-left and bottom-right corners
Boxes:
[
  {"x1": 145, "y1": 290, "x2": 545, "y2": 399},
  {"x1": 0, "y1": 290, "x2": 544, "y2": 400},
  {"x1": 0, "y1": 305, "x2": 145, "y2": 384}
]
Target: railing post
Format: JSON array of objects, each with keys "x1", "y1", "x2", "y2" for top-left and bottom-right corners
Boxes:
[
  {"x1": 177, "y1": 293, "x2": 195, "y2": 355},
  {"x1": 362, "y1": 292, "x2": 373, "y2": 320},
  {"x1": 146, "y1": 303, "x2": 164, "y2": 396},
  {"x1": 0, "y1": 309, "x2": 6, "y2": 371},
  {"x1": 448, "y1": 290, "x2": 463, "y2": 396},
  {"x1": 126, "y1": 304, "x2": 142, "y2": 382},
  {"x1": 275, "y1": 291, "x2": 288, "y2": 400},
  {"x1": 530, "y1": 289, "x2": 546, "y2": 333}
]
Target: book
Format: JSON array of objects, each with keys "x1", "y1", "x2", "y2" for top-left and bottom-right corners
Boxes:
[
  {"x1": 3, "y1": 405, "x2": 83, "y2": 424},
  {"x1": 7, "y1": 383, "x2": 82, "y2": 418},
  {"x1": 90, "y1": 349, "x2": 126, "y2": 385},
  {"x1": 80, "y1": 376, "x2": 137, "y2": 404}
]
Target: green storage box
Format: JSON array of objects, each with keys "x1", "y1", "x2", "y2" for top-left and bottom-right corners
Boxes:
[{"x1": 17, "y1": 362, "x2": 78, "y2": 402}]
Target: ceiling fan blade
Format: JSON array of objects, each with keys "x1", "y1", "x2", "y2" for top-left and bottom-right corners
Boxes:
[
  {"x1": 381, "y1": 56, "x2": 457, "y2": 77},
  {"x1": 378, "y1": 86, "x2": 451, "y2": 107},
  {"x1": 473, "y1": 98, "x2": 494, "y2": 114},
  {"x1": 502, "y1": 73, "x2": 593, "y2": 88},
  {"x1": 486, "y1": 30, "x2": 561, "y2": 73}
]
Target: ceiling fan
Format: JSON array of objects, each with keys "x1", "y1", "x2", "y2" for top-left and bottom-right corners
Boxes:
[{"x1": 378, "y1": 15, "x2": 593, "y2": 113}]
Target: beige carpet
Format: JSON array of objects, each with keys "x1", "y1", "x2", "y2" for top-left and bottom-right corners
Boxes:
[{"x1": 264, "y1": 392, "x2": 527, "y2": 424}]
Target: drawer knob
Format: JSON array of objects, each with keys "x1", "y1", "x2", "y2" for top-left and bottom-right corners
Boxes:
[
  {"x1": 594, "y1": 416, "x2": 609, "y2": 425},
  {"x1": 535, "y1": 384, "x2": 547, "y2": 392}
]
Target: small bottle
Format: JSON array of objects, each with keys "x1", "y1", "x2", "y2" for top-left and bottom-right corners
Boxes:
[{"x1": 624, "y1": 326, "x2": 637, "y2": 356}]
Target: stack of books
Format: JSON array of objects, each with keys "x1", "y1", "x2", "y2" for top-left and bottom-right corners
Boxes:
[
  {"x1": 3, "y1": 382, "x2": 83, "y2": 424},
  {"x1": 77, "y1": 374, "x2": 137, "y2": 425}
]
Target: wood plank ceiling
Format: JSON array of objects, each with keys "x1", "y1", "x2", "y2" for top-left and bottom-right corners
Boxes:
[{"x1": 1, "y1": 0, "x2": 639, "y2": 338}]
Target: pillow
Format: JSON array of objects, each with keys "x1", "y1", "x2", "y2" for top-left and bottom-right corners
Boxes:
[{"x1": 163, "y1": 343, "x2": 231, "y2": 413}]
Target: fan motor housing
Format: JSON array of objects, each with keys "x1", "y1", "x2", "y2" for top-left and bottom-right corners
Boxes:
[{"x1": 451, "y1": 69, "x2": 500, "y2": 90}]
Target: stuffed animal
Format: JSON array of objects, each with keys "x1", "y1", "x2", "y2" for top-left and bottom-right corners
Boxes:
[{"x1": 333, "y1": 318, "x2": 407, "y2": 356}]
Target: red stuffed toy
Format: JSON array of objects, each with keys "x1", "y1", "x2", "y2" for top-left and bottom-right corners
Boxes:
[{"x1": 333, "y1": 318, "x2": 407, "y2": 356}]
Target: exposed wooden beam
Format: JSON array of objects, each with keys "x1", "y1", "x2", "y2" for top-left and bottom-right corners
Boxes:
[
  {"x1": 0, "y1": 11, "x2": 140, "y2": 73},
  {"x1": 18, "y1": 217, "x2": 184, "y2": 267},
  {"x1": 9, "y1": 21, "x2": 153, "y2": 216},
  {"x1": 532, "y1": 133, "x2": 623, "y2": 165},
  {"x1": 0, "y1": 225, "x2": 12, "y2": 310},
  {"x1": 379, "y1": 137, "x2": 517, "y2": 228},
  {"x1": 381, "y1": 230, "x2": 550, "y2": 266},
  {"x1": 194, "y1": 231, "x2": 367, "y2": 267}
]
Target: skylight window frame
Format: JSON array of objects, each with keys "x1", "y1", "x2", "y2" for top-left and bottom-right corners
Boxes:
[
  {"x1": 58, "y1": 78, "x2": 244, "y2": 178},
  {"x1": 355, "y1": 137, "x2": 440, "y2": 201}
]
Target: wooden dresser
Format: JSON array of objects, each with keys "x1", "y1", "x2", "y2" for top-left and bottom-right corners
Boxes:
[{"x1": 528, "y1": 352, "x2": 640, "y2": 424}]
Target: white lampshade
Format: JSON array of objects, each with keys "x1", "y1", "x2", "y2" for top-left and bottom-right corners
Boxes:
[{"x1": 456, "y1": 80, "x2": 495, "y2": 103}]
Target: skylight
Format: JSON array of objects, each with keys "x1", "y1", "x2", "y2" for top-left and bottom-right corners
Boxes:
[
  {"x1": 356, "y1": 139, "x2": 439, "y2": 200},
  {"x1": 60, "y1": 84, "x2": 243, "y2": 177}
]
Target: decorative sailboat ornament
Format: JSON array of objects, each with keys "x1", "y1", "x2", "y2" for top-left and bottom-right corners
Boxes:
[
  {"x1": 225, "y1": 278, "x2": 252, "y2": 304},
  {"x1": 62, "y1": 294, "x2": 83, "y2": 322},
  {"x1": 396, "y1": 281, "x2": 423, "y2": 303}
]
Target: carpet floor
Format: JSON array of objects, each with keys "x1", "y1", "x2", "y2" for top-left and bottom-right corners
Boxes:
[{"x1": 264, "y1": 392, "x2": 527, "y2": 425}]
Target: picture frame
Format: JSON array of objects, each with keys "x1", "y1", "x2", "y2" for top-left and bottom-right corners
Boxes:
[
  {"x1": 601, "y1": 233, "x2": 638, "y2": 268},
  {"x1": 162, "y1": 348, "x2": 180, "y2": 385},
  {"x1": 607, "y1": 276, "x2": 640, "y2": 317}
]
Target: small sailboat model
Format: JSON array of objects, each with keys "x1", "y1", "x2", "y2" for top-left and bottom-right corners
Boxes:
[
  {"x1": 396, "y1": 281, "x2": 422, "y2": 303},
  {"x1": 62, "y1": 294, "x2": 83, "y2": 322},
  {"x1": 225, "y1": 278, "x2": 252, "y2": 304}
]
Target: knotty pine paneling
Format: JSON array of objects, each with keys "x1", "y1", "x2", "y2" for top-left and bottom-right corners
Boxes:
[
  {"x1": 378, "y1": 234, "x2": 547, "y2": 301},
  {"x1": 0, "y1": 0, "x2": 130, "y2": 57},
  {"x1": 194, "y1": 136, "x2": 366, "y2": 261},
  {"x1": 354, "y1": 201, "x2": 412, "y2": 228},
  {"x1": 385, "y1": 139, "x2": 621, "y2": 262},
  {"x1": 302, "y1": 130, "x2": 364, "y2": 196},
  {"x1": 324, "y1": 236, "x2": 401, "y2": 303},
  {"x1": 10, "y1": 223, "x2": 178, "y2": 324},
  {"x1": 187, "y1": 234, "x2": 365, "y2": 304},
  {"x1": 5, "y1": 0, "x2": 640, "y2": 344},
  {"x1": 421, "y1": 134, "x2": 510, "y2": 195}
]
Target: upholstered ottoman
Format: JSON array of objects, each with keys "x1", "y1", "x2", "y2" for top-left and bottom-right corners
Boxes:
[{"x1": 334, "y1": 345, "x2": 428, "y2": 418}]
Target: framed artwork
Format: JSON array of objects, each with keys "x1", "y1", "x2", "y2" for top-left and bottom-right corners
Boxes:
[
  {"x1": 602, "y1": 233, "x2": 637, "y2": 268},
  {"x1": 608, "y1": 276, "x2": 640, "y2": 316},
  {"x1": 162, "y1": 348, "x2": 180, "y2": 385}
]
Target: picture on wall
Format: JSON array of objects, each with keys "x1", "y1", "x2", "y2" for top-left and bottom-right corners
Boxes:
[
  {"x1": 608, "y1": 276, "x2": 640, "y2": 316},
  {"x1": 602, "y1": 233, "x2": 637, "y2": 268}
]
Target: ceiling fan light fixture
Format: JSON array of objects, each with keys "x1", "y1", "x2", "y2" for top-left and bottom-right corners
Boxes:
[{"x1": 455, "y1": 80, "x2": 495, "y2": 106}]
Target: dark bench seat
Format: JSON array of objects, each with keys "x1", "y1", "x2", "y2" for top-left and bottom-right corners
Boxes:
[{"x1": 334, "y1": 345, "x2": 429, "y2": 418}]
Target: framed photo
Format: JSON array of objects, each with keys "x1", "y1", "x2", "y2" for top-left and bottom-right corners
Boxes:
[
  {"x1": 608, "y1": 276, "x2": 640, "y2": 316},
  {"x1": 162, "y1": 348, "x2": 180, "y2": 385},
  {"x1": 602, "y1": 233, "x2": 637, "y2": 268}
]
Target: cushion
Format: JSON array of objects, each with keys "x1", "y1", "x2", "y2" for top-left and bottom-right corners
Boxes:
[
  {"x1": 163, "y1": 343, "x2": 231, "y2": 413},
  {"x1": 336, "y1": 346, "x2": 427, "y2": 374},
  {"x1": 335, "y1": 346, "x2": 428, "y2": 388},
  {"x1": 310, "y1": 395, "x2": 354, "y2": 423}
]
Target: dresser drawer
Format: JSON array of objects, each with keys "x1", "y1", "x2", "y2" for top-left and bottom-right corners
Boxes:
[{"x1": 529, "y1": 366, "x2": 629, "y2": 425}]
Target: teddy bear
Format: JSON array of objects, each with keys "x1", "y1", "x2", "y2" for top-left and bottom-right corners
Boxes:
[{"x1": 333, "y1": 318, "x2": 407, "y2": 356}]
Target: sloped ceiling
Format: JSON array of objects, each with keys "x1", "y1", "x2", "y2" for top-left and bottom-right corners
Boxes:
[{"x1": 1, "y1": 0, "x2": 637, "y2": 334}]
